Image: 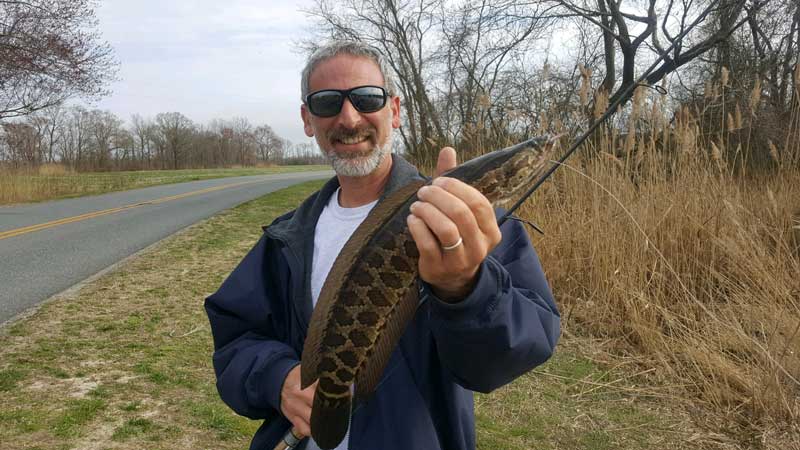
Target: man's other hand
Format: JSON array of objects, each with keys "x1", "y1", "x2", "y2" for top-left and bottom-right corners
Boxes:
[
  {"x1": 407, "y1": 147, "x2": 502, "y2": 302},
  {"x1": 280, "y1": 365, "x2": 316, "y2": 437}
]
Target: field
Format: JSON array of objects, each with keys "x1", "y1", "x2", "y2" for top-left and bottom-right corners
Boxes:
[{"x1": 0, "y1": 165, "x2": 329, "y2": 205}]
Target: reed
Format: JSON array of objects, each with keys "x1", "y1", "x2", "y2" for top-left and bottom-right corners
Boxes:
[{"x1": 509, "y1": 74, "x2": 800, "y2": 446}]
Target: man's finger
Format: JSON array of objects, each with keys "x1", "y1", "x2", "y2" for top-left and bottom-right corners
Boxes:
[
  {"x1": 435, "y1": 147, "x2": 457, "y2": 177},
  {"x1": 407, "y1": 214, "x2": 443, "y2": 263},
  {"x1": 301, "y1": 382, "x2": 317, "y2": 407},
  {"x1": 432, "y1": 177, "x2": 499, "y2": 239},
  {"x1": 292, "y1": 417, "x2": 311, "y2": 437}
]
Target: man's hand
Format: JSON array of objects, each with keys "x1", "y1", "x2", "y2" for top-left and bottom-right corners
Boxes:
[
  {"x1": 407, "y1": 147, "x2": 502, "y2": 302},
  {"x1": 280, "y1": 365, "x2": 316, "y2": 437}
]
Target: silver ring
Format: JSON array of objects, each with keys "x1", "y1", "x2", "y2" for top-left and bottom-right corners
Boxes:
[{"x1": 441, "y1": 236, "x2": 463, "y2": 251}]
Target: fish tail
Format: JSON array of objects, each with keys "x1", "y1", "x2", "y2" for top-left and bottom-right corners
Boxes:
[{"x1": 310, "y1": 384, "x2": 352, "y2": 450}]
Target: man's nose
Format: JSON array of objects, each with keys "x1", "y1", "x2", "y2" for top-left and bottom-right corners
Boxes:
[{"x1": 336, "y1": 97, "x2": 362, "y2": 127}]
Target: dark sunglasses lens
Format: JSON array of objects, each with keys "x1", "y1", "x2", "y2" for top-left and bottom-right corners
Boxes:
[
  {"x1": 350, "y1": 87, "x2": 387, "y2": 113},
  {"x1": 308, "y1": 91, "x2": 344, "y2": 117}
]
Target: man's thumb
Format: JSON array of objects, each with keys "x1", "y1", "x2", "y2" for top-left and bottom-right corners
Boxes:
[{"x1": 435, "y1": 147, "x2": 457, "y2": 177}]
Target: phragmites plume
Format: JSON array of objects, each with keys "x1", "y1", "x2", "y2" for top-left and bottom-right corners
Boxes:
[
  {"x1": 749, "y1": 78, "x2": 762, "y2": 116},
  {"x1": 768, "y1": 140, "x2": 779, "y2": 163},
  {"x1": 578, "y1": 64, "x2": 591, "y2": 106},
  {"x1": 710, "y1": 140, "x2": 722, "y2": 162},
  {"x1": 631, "y1": 85, "x2": 645, "y2": 121},
  {"x1": 735, "y1": 104, "x2": 743, "y2": 129},
  {"x1": 593, "y1": 89, "x2": 609, "y2": 120},
  {"x1": 721, "y1": 67, "x2": 729, "y2": 88}
]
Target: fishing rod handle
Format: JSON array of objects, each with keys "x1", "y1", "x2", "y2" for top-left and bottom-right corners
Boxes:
[{"x1": 273, "y1": 427, "x2": 305, "y2": 450}]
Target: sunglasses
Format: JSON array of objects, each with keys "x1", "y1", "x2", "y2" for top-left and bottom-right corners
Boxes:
[{"x1": 305, "y1": 85, "x2": 389, "y2": 118}]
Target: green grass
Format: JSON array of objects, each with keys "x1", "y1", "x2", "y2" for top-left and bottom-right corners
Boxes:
[
  {"x1": 0, "y1": 179, "x2": 697, "y2": 449},
  {"x1": 112, "y1": 418, "x2": 157, "y2": 441},
  {"x1": 53, "y1": 398, "x2": 106, "y2": 438},
  {"x1": 0, "y1": 368, "x2": 27, "y2": 391}
]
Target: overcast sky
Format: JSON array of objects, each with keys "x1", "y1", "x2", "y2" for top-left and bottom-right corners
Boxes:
[{"x1": 95, "y1": 0, "x2": 317, "y2": 145}]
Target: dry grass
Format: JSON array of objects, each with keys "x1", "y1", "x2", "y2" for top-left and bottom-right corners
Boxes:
[
  {"x1": 0, "y1": 165, "x2": 329, "y2": 205},
  {"x1": 511, "y1": 77, "x2": 800, "y2": 448}
]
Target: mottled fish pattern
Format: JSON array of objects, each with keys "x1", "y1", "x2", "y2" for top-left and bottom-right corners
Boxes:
[{"x1": 301, "y1": 137, "x2": 557, "y2": 449}]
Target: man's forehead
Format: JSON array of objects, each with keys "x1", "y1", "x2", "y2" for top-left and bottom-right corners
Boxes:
[{"x1": 308, "y1": 54, "x2": 385, "y2": 90}]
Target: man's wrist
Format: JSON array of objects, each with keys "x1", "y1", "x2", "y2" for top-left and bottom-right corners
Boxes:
[{"x1": 429, "y1": 270, "x2": 479, "y2": 303}]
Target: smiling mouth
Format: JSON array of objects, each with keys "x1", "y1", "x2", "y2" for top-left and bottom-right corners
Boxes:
[
  {"x1": 329, "y1": 127, "x2": 375, "y2": 146},
  {"x1": 336, "y1": 134, "x2": 371, "y2": 145}
]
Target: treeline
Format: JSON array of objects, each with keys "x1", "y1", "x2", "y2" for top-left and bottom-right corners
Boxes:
[
  {"x1": 2, "y1": 0, "x2": 798, "y2": 173},
  {"x1": 304, "y1": 0, "x2": 799, "y2": 170},
  {"x1": 0, "y1": 106, "x2": 326, "y2": 171},
  {"x1": 0, "y1": 0, "x2": 324, "y2": 171}
]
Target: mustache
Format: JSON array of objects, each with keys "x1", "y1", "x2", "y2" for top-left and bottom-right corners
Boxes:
[{"x1": 326, "y1": 126, "x2": 377, "y2": 143}]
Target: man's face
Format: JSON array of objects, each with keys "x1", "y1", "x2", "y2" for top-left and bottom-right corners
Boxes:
[{"x1": 301, "y1": 54, "x2": 401, "y2": 177}]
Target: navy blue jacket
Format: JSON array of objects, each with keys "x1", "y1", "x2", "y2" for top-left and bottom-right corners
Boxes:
[{"x1": 204, "y1": 155, "x2": 560, "y2": 450}]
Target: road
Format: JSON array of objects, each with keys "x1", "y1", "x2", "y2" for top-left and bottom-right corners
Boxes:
[{"x1": 0, "y1": 170, "x2": 332, "y2": 325}]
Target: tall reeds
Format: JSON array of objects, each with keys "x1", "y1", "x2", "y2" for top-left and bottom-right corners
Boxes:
[{"x1": 516, "y1": 72, "x2": 800, "y2": 447}]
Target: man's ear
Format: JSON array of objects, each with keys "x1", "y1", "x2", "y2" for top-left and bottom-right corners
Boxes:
[
  {"x1": 390, "y1": 95, "x2": 401, "y2": 129},
  {"x1": 300, "y1": 104, "x2": 314, "y2": 137}
]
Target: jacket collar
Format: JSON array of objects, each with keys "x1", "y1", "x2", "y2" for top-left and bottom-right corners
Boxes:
[
  {"x1": 263, "y1": 153, "x2": 425, "y2": 328},
  {"x1": 264, "y1": 152, "x2": 423, "y2": 251}
]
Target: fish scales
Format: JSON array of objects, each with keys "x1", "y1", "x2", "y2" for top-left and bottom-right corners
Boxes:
[{"x1": 300, "y1": 137, "x2": 557, "y2": 449}]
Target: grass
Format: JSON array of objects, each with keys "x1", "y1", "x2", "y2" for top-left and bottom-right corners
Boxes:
[
  {"x1": 0, "y1": 178, "x2": 694, "y2": 449},
  {"x1": 0, "y1": 164, "x2": 329, "y2": 205}
]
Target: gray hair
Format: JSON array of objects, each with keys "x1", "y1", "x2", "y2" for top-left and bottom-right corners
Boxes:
[{"x1": 301, "y1": 41, "x2": 397, "y2": 101}]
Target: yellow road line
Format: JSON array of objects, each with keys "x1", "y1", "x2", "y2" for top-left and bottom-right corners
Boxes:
[{"x1": 0, "y1": 179, "x2": 265, "y2": 241}]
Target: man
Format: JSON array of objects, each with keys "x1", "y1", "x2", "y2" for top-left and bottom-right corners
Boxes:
[{"x1": 205, "y1": 41, "x2": 560, "y2": 450}]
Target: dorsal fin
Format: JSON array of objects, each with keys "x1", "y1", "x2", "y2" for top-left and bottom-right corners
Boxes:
[
  {"x1": 301, "y1": 179, "x2": 425, "y2": 388},
  {"x1": 354, "y1": 285, "x2": 419, "y2": 404}
]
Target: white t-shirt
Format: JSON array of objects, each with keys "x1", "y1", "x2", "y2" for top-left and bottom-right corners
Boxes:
[{"x1": 307, "y1": 188, "x2": 377, "y2": 450}]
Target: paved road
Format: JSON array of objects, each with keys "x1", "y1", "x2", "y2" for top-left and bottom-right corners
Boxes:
[{"x1": 0, "y1": 171, "x2": 332, "y2": 324}]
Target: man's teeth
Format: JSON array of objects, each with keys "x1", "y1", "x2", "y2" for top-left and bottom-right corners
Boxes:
[{"x1": 338, "y1": 135, "x2": 369, "y2": 144}]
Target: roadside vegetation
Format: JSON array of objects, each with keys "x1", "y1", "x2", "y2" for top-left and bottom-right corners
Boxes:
[{"x1": 0, "y1": 164, "x2": 329, "y2": 205}]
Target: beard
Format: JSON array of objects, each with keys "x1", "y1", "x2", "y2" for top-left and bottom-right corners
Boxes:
[{"x1": 322, "y1": 126, "x2": 393, "y2": 177}]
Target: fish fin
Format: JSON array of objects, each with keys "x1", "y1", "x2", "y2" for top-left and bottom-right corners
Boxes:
[
  {"x1": 310, "y1": 388, "x2": 352, "y2": 450},
  {"x1": 354, "y1": 285, "x2": 419, "y2": 404}
]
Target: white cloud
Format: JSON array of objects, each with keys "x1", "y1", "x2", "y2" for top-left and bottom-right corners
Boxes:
[{"x1": 94, "y1": 0, "x2": 317, "y2": 144}]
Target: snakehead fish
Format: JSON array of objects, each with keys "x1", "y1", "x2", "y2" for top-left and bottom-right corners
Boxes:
[{"x1": 300, "y1": 136, "x2": 557, "y2": 449}]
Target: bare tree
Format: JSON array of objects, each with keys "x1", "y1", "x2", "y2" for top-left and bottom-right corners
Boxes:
[
  {"x1": 0, "y1": 0, "x2": 117, "y2": 120},
  {"x1": 131, "y1": 114, "x2": 156, "y2": 169},
  {"x1": 254, "y1": 124, "x2": 286, "y2": 163},
  {"x1": 437, "y1": 0, "x2": 552, "y2": 157},
  {"x1": 743, "y1": 0, "x2": 799, "y2": 112},
  {"x1": 154, "y1": 112, "x2": 194, "y2": 170},
  {"x1": 547, "y1": 0, "x2": 748, "y2": 106},
  {"x1": 86, "y1": 110, "x2": 124, "y2": 170},
  {"x1": 60, "y1": 106, "x2": 92, "y2": 169},
  {"x1": 306, "y1": 0, "x2": 557, "y2": 164},
  {"x1": 1, "y1": 122, "x2": 41, "y2": 167},
  {"x1": 230, "y1": 117, "x2": 256, "y2": 166}
]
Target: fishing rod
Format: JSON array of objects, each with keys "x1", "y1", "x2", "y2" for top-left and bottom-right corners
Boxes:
[{"x1": 498, "y1": 0, "x2": 725, "y2": 227}]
